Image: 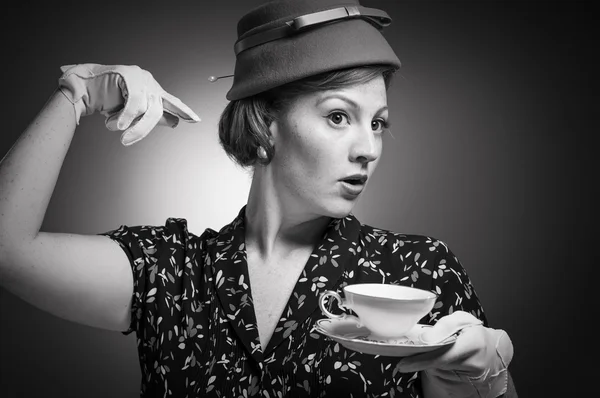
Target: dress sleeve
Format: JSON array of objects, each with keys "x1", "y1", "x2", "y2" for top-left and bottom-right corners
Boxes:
[
  {"x1": 426, "y1": 239, "x2": 489, "y2": 327},
  {"x1": 97, "y1": 218, "x2": 191, "y2": 335}
]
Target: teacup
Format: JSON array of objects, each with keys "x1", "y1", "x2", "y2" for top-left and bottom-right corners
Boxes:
[{"x1": 318, "y1": 283, "x2": 437, "y2": 340}]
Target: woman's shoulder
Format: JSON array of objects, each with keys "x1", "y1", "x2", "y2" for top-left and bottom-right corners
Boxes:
[
  {"x1": 99, "y1": 217, "x2": 221, "y2": 252},
  {"x1": 357, "y1": 221, "x2": 453, "y2": 257}
]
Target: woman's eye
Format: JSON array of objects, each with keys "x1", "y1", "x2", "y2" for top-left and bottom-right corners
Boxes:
[
  {"x1": 372, "y1": 119, "x2": 389, "y2": 132},
  {"x1": 328, "y1": 112, "x2": 349, "y2": 125}
]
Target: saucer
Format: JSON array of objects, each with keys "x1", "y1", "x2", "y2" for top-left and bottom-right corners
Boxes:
[{"x1": 313, "y1": 317, "x2": 457, "y2": 357}]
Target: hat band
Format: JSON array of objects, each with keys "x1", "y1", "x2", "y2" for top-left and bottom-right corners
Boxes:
[{"x1": 234, "y1": 5, "x2": 392, "y2": 56}]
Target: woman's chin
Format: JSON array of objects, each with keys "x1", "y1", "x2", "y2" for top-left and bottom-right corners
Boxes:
[{"x1": 320, "y1": 202, "x2": 355, "y2": 219}]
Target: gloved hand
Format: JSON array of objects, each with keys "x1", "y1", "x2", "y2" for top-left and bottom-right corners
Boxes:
[
  {"x1": 58, "y1": 64, "x2": 200, "y2": 146},
  {"x1": 398, "y1": 311, "x2": 514, "y2": 398}
]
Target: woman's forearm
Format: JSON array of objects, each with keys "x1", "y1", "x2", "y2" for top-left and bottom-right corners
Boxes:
[{"x1": 0, "y1": 90, "x2": 76, "y2": 251}]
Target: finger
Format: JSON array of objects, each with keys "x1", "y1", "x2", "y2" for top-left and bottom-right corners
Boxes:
[
  {"x1": 107, "y1": 102, "x2": 176, "y2": 131},
  {"x1": 420, "y1": 311, "x2": 482, "y2": 344},
  {"x1": 397, "y1": 326, "x2": 485, "y2": 373},
  {"x1": 60, "y1": 64, "x2": 76, "y2": 73},
  {"x1": 120, "y1": 93, "x2": 164, "y2": 146},
  {"x1": 162, "y1": 91, "x2": 201, "y2": 122},
  {"x1": 116, "y1": 85, "x2": 149, "y2": 131},
  {"x1": 395, "y1": 344, "x2": 455, "y2": 373},
  {"x1": 105, "y1": 112, "x2": 120, "y2": 131},
  {"x1": 157, "y1": 111, "x2": 179, "y2": 128},
  {"x1": 104, "y1": 106, "x2": 136, "y2": 131}
]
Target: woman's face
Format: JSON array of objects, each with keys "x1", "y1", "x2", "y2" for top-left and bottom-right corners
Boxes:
[{"x1": 268, "y1": 76, "x2": 389, "y2": 219}]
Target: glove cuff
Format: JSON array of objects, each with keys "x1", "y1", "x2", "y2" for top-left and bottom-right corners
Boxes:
[
  {"x1": 422, "y1": 330, "x2": 514, "y2": 398},
  {"x1": 468, "y1": 329, "x2": 513, "y2": 397},
  {"x1": 58, "y1": 65, "x2": 91, "y2": 125},
  {"x1": 57, "y1": 86, "x2": 85, "y2": 125}
]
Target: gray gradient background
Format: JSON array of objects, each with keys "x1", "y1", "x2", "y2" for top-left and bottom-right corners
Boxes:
[{"x1": 0, "y1": 1, "x2": 594, "y2": 397}]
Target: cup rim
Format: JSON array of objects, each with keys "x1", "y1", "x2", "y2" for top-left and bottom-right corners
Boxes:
[{"x1": 344, "y1": 283, "x2": 438, "y2": 301}]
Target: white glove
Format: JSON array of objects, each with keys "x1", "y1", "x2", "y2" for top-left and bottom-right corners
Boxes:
[
  {"x1": 58, "y1": 64, "x2": 200, "y2": 146},
  {"x1": 398, "y1": 311, "x2": 514, "y2": 398}
]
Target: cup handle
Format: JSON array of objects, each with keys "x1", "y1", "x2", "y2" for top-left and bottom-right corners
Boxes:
[{"x1": 318, "y1": 290, "x2": 346, "y2": 319}]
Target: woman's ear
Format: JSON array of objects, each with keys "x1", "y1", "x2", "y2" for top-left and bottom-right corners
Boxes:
[{"x1": 268, "y1": 119, "x2": 278, "y2": 145}]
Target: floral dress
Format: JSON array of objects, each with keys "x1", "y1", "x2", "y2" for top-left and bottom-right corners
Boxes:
[{"x1": 99, "y1": 206, "x2": 487, "y2": 398}]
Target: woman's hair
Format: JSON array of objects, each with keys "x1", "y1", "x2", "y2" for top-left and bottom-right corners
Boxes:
[{"x1": 218, "y1": 65, "x2": 396, "y2": 167}]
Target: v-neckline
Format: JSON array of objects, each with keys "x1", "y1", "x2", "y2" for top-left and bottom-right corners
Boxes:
[
  {"x1": 209, "y1": 206, "x2": 362, "y2": 364},
  {"x1": 246, "y1": 247, "x2": 312, "y2": 351}
]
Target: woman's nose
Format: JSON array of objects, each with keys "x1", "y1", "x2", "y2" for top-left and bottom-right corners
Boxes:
[{"x1": 349, "y1": 126, "x2": 380, "y2": 164}]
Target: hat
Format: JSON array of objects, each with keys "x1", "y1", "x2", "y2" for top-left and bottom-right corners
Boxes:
[{"x1": 226, "y1": 0, "x2": 401, "y2": 100}]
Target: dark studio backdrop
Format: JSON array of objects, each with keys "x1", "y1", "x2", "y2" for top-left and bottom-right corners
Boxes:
[{"x1": 0, "y1": 1, "x2": 594, "y2": 397}]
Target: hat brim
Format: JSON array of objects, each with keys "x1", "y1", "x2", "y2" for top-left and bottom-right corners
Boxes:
[{"x1": 226, "y1": 19, "x2": 401, "y2": 100}]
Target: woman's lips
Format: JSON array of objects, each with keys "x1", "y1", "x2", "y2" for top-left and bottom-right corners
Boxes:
[{"x1": 340, "y1": 180, "x2": 365, "y2": 196}]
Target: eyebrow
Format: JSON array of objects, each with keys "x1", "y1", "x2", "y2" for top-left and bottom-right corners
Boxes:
[{"x1": 315, "y1": 93, "x2": 388, "y2": 114}]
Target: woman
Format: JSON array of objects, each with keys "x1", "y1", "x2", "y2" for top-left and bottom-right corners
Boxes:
[{"x1": 0, "y1": 0, "x2": 515, "y2": 396}]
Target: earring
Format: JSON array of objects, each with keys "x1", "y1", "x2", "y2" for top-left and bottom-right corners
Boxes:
[{"x1": 257, "y1": 146, "x2": 268, "y2": 161}]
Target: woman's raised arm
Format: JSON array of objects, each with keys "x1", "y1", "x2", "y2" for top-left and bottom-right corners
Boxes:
[{"x1": 0, "y1": 65, "x2": 199, "y2": 331}]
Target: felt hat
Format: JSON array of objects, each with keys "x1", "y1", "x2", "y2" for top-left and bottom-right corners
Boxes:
[{"x1": 226, "y1": 0, "x2": 401, "y2": 100}]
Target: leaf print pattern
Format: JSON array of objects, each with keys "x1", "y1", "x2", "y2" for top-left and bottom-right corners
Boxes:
[{"x1": 99, "y1": 206, "x2": 487, "y2": 397}]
